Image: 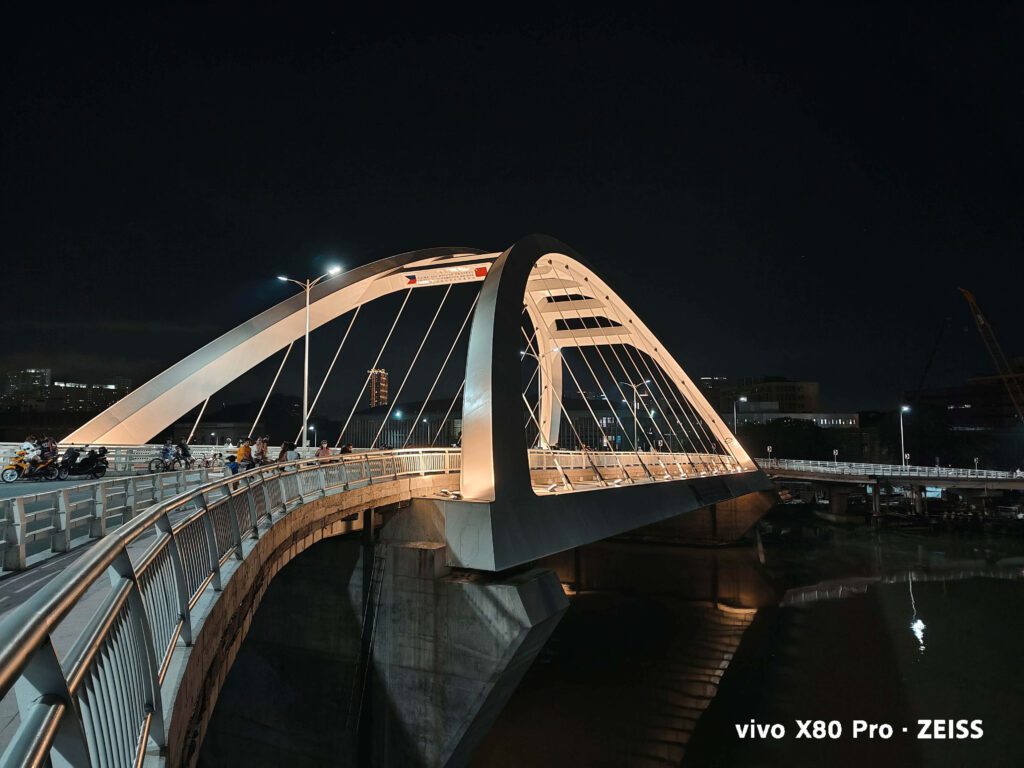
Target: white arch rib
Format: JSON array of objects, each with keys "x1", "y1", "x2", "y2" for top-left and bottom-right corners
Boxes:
[{"x1": 63, "y1": 250, "x2": 498, "y2": 445}]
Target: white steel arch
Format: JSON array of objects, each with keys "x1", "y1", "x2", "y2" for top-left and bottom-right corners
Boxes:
[
  {"x1": 460, "y1": 235, "x2": 754, "y2": 502},
  {"x1": 63, "y1": 248, "x2": 497, "y2": 445}
]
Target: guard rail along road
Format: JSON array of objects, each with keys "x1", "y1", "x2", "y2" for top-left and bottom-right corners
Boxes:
[
  {"x1": 758, "y1": 457, "x2": 1019, "y2": 481},
  {"x1": 0, "y1": 448, "x2": 461, "y2": 768},
  {"x1": 1, "y1": 467, "x2": 225, "y2": 573}
]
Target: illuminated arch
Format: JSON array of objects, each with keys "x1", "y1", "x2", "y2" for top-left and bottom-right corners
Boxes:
[
  {"x1": 63, "y1": 248, "x2": 496, "y2": 444},
  {"x1": 460, "y1": 234, "x2": 754, "y2": 502}
]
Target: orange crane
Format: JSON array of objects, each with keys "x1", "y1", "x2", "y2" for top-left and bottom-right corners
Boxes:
[{"x1": 959, "y1": 288, "x2": 1024, "y2": 423}]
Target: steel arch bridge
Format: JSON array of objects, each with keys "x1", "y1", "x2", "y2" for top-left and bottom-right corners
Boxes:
[
  {"x1": 0, "y1": 235, "x2": 775, "y2": 768},
  {"x1": 66, "y1": 235, "x2": 754, "y2": 484}
]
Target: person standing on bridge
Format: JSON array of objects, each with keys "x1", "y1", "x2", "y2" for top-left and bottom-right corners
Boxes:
[
  {"x1": 253, "y1": 436, "x2": 268, "y2": 465},
  {"x1": 315, "y1": 440, "x2": 332, "y2": 459},
  {"x1": 236, "y1": 438, "x2": 253, "y2": 469}
]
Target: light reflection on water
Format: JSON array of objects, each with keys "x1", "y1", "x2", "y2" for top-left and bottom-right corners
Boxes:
[{"x1": 473, "y1": 510, "x2": 1024, "y2": 768}]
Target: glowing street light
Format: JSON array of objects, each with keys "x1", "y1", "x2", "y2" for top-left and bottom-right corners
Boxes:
[
  {"x1": 620, "y1": 379, "x2": 651, "y2": 449},
  {"x1": 733, "y1": 395, "x2": 748, "y2": 435},
  {"x1": 899, "y1": 405, "x2": 911, "y2": 467},
  {"x1": 277, "y1": 265, "x2": 343, "y2": 447}
]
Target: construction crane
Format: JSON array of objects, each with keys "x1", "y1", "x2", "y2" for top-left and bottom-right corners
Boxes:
[{"x1": 959, "y1": 288, "x2": 1024, "y2": 423}]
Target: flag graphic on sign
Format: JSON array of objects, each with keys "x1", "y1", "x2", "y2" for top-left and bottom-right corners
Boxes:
[
  {"x1": 406, "y1": 275, "x2": 416, "y2": 284},
  {"x1": 474, "y1": 266, "x2": 488, "y2": 278}
]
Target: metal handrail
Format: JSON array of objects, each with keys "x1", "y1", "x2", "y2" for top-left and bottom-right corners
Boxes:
[
  {"x1": 757, "y1": 457, "x2": 1021, "y2": 481},
  {"x1": 0, "y1": 467, "x2": 225, "y2": 572},
  {"x1": 526, "y1": 449, "x2": 748, "y2": 476},
  {"x1": 0, "y1": 448, "x2": 461, "y2": 767}
]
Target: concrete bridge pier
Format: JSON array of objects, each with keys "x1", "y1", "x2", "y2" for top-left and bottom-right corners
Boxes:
[
  {"x1": 197, "y1": 495, "x2": 568, "y2": 768},
  {"x1": 366, "y1": 502, "x2": 568, "y2": 767}
]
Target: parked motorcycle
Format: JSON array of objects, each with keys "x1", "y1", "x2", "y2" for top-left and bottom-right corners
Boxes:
[
  {"x1": 1, "y1": 450, "x2": 59, "y2": 483},
  {"x1": 57, "y1": 446, "x2": 109, "y2": 480}
]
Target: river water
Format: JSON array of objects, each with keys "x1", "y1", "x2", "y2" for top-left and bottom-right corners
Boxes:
[{"x1": 472, "y1": 509, "x2": 1024, "y2": 767}]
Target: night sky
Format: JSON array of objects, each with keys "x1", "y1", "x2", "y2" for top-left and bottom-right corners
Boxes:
[{"x1": 3, "y1": 3, "x2": 1022, "y2": 414}]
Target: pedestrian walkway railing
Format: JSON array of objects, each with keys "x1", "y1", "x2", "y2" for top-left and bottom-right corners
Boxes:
[
  {"x1": 0, "y1": 448, "x2": 461, "y2": 768},
  {"x1": 526, "y1": 449, "x2": 746, "y2": 477},
  {"x1": 758, "y1": 458, "x2": 1020, "y2": 481},
  {"x1": 0, "y1": 468, "x2": 223, "y2": 572},
  {"x1": 0, "y1": 443, "x2": 278, "y2": 474}
]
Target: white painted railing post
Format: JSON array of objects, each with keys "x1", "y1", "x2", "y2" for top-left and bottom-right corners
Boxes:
[
  {"x1": 90, "y1": 484, "x2": 106, "y2": 539},
  {"x1": 52, "y1": 489, "x2": 72, "y2": 554},
  {"x1": 125, "y1": 476, "x2": 137, "y2": 520},
  {"x1": 4, "y1": 497, "x2": 28, "y2": 571}
]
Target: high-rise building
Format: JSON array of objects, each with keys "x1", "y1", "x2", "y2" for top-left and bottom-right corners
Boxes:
[
  {"x1": 3, "y1": 368, "x2": 52, "y2": 398},
  {"x1": 368, "y1": 368, "x2": 389, "y2": 408}
]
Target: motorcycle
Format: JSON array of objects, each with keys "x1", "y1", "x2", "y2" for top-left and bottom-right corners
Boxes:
[
  {"x1": 1, "y1": 449, "x2": 59, "y2": 483},
  {"x1": 57, "y1": 446, "x2": 109, "y2": 480}
]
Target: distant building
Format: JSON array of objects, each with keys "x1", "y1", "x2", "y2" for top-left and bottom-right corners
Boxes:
[
  {"x1": 368, "y1": 368, "x2": 389, "y2": 408},
  {"x1": 735, "y1": 408, "x2": 859, "y2": 429},
  {"x1": 913, "y1": 366, "x2": 1024, "y2": 431},
  {"x1": 3, "y1": 368, "x2": 52, "y2": 399},
  {"x1": 699, "y1": 376, "x2": 820, "y2": 413},
  {"x1": 344, "y1": 400, "x2": 460, "y2": 448},
  {"x1": 0, "y1": 369, "x2": 131, "y2": 412}
]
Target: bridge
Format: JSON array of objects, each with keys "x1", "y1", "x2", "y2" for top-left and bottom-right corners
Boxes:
[
  {"x1": 0, "y1": 235, "x2": 777, "y2": 766},
  {"x1": 762, "y1": 457, "x2": 1024, "y2": 520}
]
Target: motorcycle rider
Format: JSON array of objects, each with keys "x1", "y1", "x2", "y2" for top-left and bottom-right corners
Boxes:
[{"x1": 20, "y1": 435, "x2": 41, "y2": 468}]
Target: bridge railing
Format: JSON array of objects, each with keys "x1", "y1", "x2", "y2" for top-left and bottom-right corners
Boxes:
[
  {"x1": 0, "y1": 447, "x2": 461, "y2": 768},
  {"x1": 758, "y1": 457, "x2": 1019, "y2": 481},
  {"x1": 0, "y1": 467, "x2": 224, "y2": 572},
  {"x1": 0, "y1": 442, "x2": 315, "y2": 474},
  {"x1": 527, "y1": 449, "x2": 746, "y2": 476}
]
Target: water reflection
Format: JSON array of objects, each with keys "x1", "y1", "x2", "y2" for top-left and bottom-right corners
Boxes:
[
  {"x1": 475, "y1": 512, "x2": 1024, "y2": 768},
  {"x1": 472, "y1": 540, "x2": 775, "y2": 767}
]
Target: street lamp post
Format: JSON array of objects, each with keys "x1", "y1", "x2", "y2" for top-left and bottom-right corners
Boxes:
[
  {"x1": 767, "y1": 444, "x2": 773, "y2": 466},
  {"x1": 899, "y1": 405, "x2": 911, "y2": 468},
  {"x1": 974, "y1": 456, "x2": 979, "y2": 472},
  {"x1": 733, "y1": 395, "x2": 748, "y2": 435},
  {"x1": 278, "y1": 265, "x2": 342, "y2": 448},
  {"x1": 620, "y1": 380, "x2": 651, "y2": 450},
  {"x1": 833, "y1": 448, "x2": 838, "y2": 464}
]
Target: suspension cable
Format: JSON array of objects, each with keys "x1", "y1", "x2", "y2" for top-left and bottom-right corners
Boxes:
[
  {"x1": 372, "y1": 285, "x2": 454, "y2": 448},
  {"x1": 581, "y1": 275, "x2": 698, "y2": 474},
  {"x1": 520, "y1": 300, "x2": 633, "y2": 482},
  {"x1": 620, "y1": 340, "x2": 709, "y2": 475},
  {"x1": 521, "y1": 392, "x2": 575, "y2": 490},
  {"x1": 403, "y1": 291, "x2": 480, "y2": 448},
  {"x1": 294, "y1": 305, "x2": 362, "y2": 443},
  {"x1": 252, "y1": 341, "x2": 293, "y2": 438},
  {"x1": 530, "y1": 278, "x2": 653, "y2": 480},
  {"x1": 336, "y1": 289, "x2": 413, "y2": 447},
  {"x1": 642, "y1": 340, "x2": 731, "y2": 472},
  {"x1": 519, "y1": 326, "x2": 608, "y2": 486},
  {"x1": 187, "y1": 398, "x2": 210, "y2": 445},
  {"x1": 579, "y1": 269, "x2": 722, "y2": 469},
  {"x1": 431, "y1": 379, "x2": 465, "y2": 446}
]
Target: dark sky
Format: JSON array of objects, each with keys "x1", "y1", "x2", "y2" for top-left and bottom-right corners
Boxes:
[{"x1": 3, "y1": 3, "x2": 1022, "y2": 414}]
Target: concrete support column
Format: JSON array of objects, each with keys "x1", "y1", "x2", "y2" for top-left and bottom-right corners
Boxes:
[{"x1": 914, "y1": 486, "x2": 925, "y2": 516}]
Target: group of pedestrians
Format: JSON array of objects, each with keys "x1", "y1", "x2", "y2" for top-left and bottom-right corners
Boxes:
[{"x1": 220, "y1": 437, "x2": 354, "y2": 475}]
